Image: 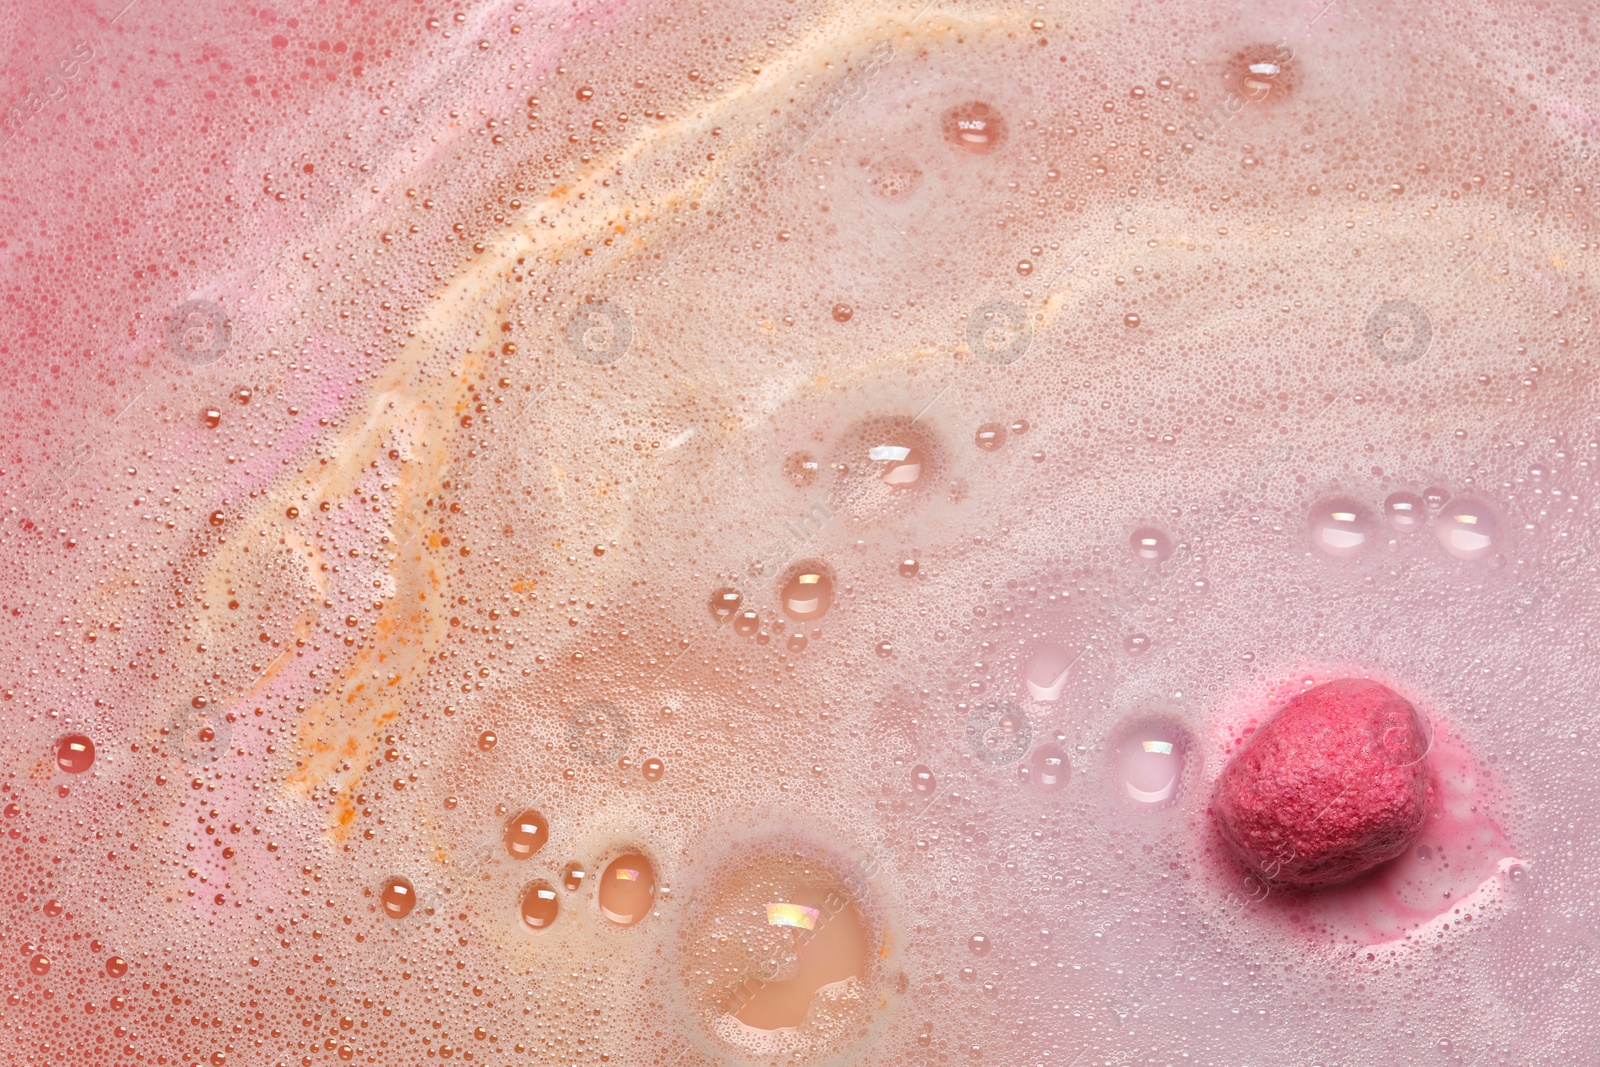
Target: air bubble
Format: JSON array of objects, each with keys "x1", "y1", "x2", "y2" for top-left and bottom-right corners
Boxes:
[
  {"x1": 55, "y1": 733, "x2": 95, "y2": 773},
  {"x1": 943, "y1": 101, "x2": 1007, "y2": 154},
  {"x1": 477, "y1": 731, "x2": 497, "y2": 752},
  {"x1": 505, "y1": 809, "x2": 550, "y2": 859},
  {"x1": 912, "y1": 764, "x2": 937, "y2": 797},
  {"x1": 1223, "y1": 43, "x2": 1296, "y2": 102},
  {"x1": 975, "y1": 423, "x2": 1005, "y2": 451},
  {"x1": 709, "y1": 587, "x2": 743, "y2": 624},
  {"x1": 1029, "y1": 744, "x2": 1070, "y2": 791},
  {"x1": 1384, "y1": 491, "x2": 1426, "y2": 533},
  {"x1": 1129, "y1": 527, "x2": 1173, "y2": 561},
  {"x1": 562, "y1": 862, "x2": 587, "y2": 892},
  {"x1": 379, "y1": 877, "x2": 416, "y2": 920},
  {"x1": 1024, "y1": 644, "x2": 1077, "y2": 701},
  {"x1": 678, "y1": 847, "x2": 875, "y2": 1048},
  {"x1": 873, "y1": 443, "x2": 925, "y2": 488},
  {"x1": 520, "y1": 880, "x2": 560, "y2": 930},
  {"x1": 598, "y1": 853, "x2": 656, "y2": 927},
  {"x1": 1110, "y1": 717, "x2": 1191, "y2": 808},
  {"x1": 642, "y1": 757, "x2": 665, "y2": 782},
  {"x1": 1308, "y1": 497, "x2": 1377, "y2": 557},
  {"x1": 1435, "y1": 496, "x2": 1499, "y2": 560},
  {"x1": 780, "y1": 566, "x2": 833, "y2": 621}
]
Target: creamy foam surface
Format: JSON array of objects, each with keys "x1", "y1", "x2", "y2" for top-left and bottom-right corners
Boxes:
[{"x1": 0, "y1": 0, "x2": 1596, "y2": 1063}]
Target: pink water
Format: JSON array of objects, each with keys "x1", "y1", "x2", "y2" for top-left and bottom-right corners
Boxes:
[{"x1": 0, "y1": 0, "x2": 1595, "y2": 1064}]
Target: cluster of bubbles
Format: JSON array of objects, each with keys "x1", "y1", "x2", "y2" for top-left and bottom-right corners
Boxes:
[{"x1": 1308, "y1": 490, "x2": 1501, "y2": 561}]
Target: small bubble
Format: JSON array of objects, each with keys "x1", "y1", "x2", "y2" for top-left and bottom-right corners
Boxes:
[
  {"x1": 105, "y1": 956, "x2": 127, "y2": 978},
  {"x1": 1029, "y1": 744, "x2": 1070, "y2": 791},
  {"x1": 733, "y1": 609, "x2": 761, "y2": 637},
  {"x1": 974, "y1": 423, "x2": 1005, "y2": 451},
  {"x1": 505, "y1": 810, "x2": 549, "y2": 859},
  {"x1": 1423, "y1": 486, "x2": 1449, "y2": 510},
  {"x1": 1009, "y1": 419, "x2": 1029, "y2": 436},
  {"x1": 1123, "y1": 633, "x2": 1151, "y2": 655},
  {"x1": 1308, "y1": 497, "x2": 1377, "y2": 557},
  {"x1": 911, "y1": 764, "x2": 937, "y2": 797},
  {"x1": 576, "y1": 86, "x2": 594, "y2": 101},
  {"x1": 832, "y1": 303, "x2": 853, "y2": 322},
  {"x1": 642, "y1": 757, "x2": 665, "y2": 782},
  {"x1": 1384, "y1": 491, "x2": 1426, "y2": 533},
  {"x1": 1436, "y1": 496, "x2": 1499, "y2": 560},
  {"x1": 1111, "y1": 716, "x2": 1191, "y2": 808},
  {"x1": 598, "y1": 853, "x2": 656, "y2": 927},
  {"x1": 781, "y1": 566, "x2": 833, "y2": 621},
  {"x1": 520, "y1": 880, "x2": 560, "y2": 930},
  {"x1": 1024, "y1": 643, "x2": 1077, "y2": 702},
  {"x1": 29, "y1": 954, "x2": 49, "y2": 976},
  {"x1": 968, "y1": 933, "x2": 992, "y2": 955},
  {"x1": 875, "y1": 640, "x2": 894, "y2": 657},
  {"x1": 1124, "y1": 313, "x2": 1141, "y2": 328},
  {"x1": 709, "y1": 587, "x2": 743, "y2": 624},
  {"x1": 562, "y1": 862, "x2": 587, "y2": 891},
  {"x1": 787, "y1": 632, "x2": 808, "y2": 653},
  {"x1": 872, "y1": 442, "x2": 926, "y2": 488},
  {"x1": 202, "y1": 408, "x2": 222, "y2": 429},
  {"x1": 1224, "y1": 43, "x2": 1296, "y2": 102},
  {"x1": 55, "y1": 733, "x2": 95, "y2": 774},
  {"x1": 477, "y1": 731, "x2": 498, "y2": 752},
  {"x1": 379, "y1": 877, "x2": 416, "y2": 919},
  {"x1": 943, "y1": 101, "x2": 1007, "y2": 154},
  {"x1": 42, "y1": 899, "x2": 62, "y2": 917},
  {"x1": 1129, "y1": 526, "x2": 1173, "y2": 561},
  {"x1": 898, "y1": 558, "x2": 920, "y2": 578}
]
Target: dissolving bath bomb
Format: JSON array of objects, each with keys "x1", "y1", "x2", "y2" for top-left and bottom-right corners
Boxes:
[{"x1": 1212, "y1": 679, "x2": 1433, "y2": 888}]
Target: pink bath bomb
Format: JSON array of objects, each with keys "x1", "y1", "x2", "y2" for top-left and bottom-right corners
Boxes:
[{"x1": 1212, "y1": 679, "x2": 1432, "y2": 888}]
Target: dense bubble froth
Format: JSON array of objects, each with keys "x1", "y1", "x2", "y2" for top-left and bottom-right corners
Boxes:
[{"x1": 0, "y1": 0, "x2": 1595, "y2": 1063}]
